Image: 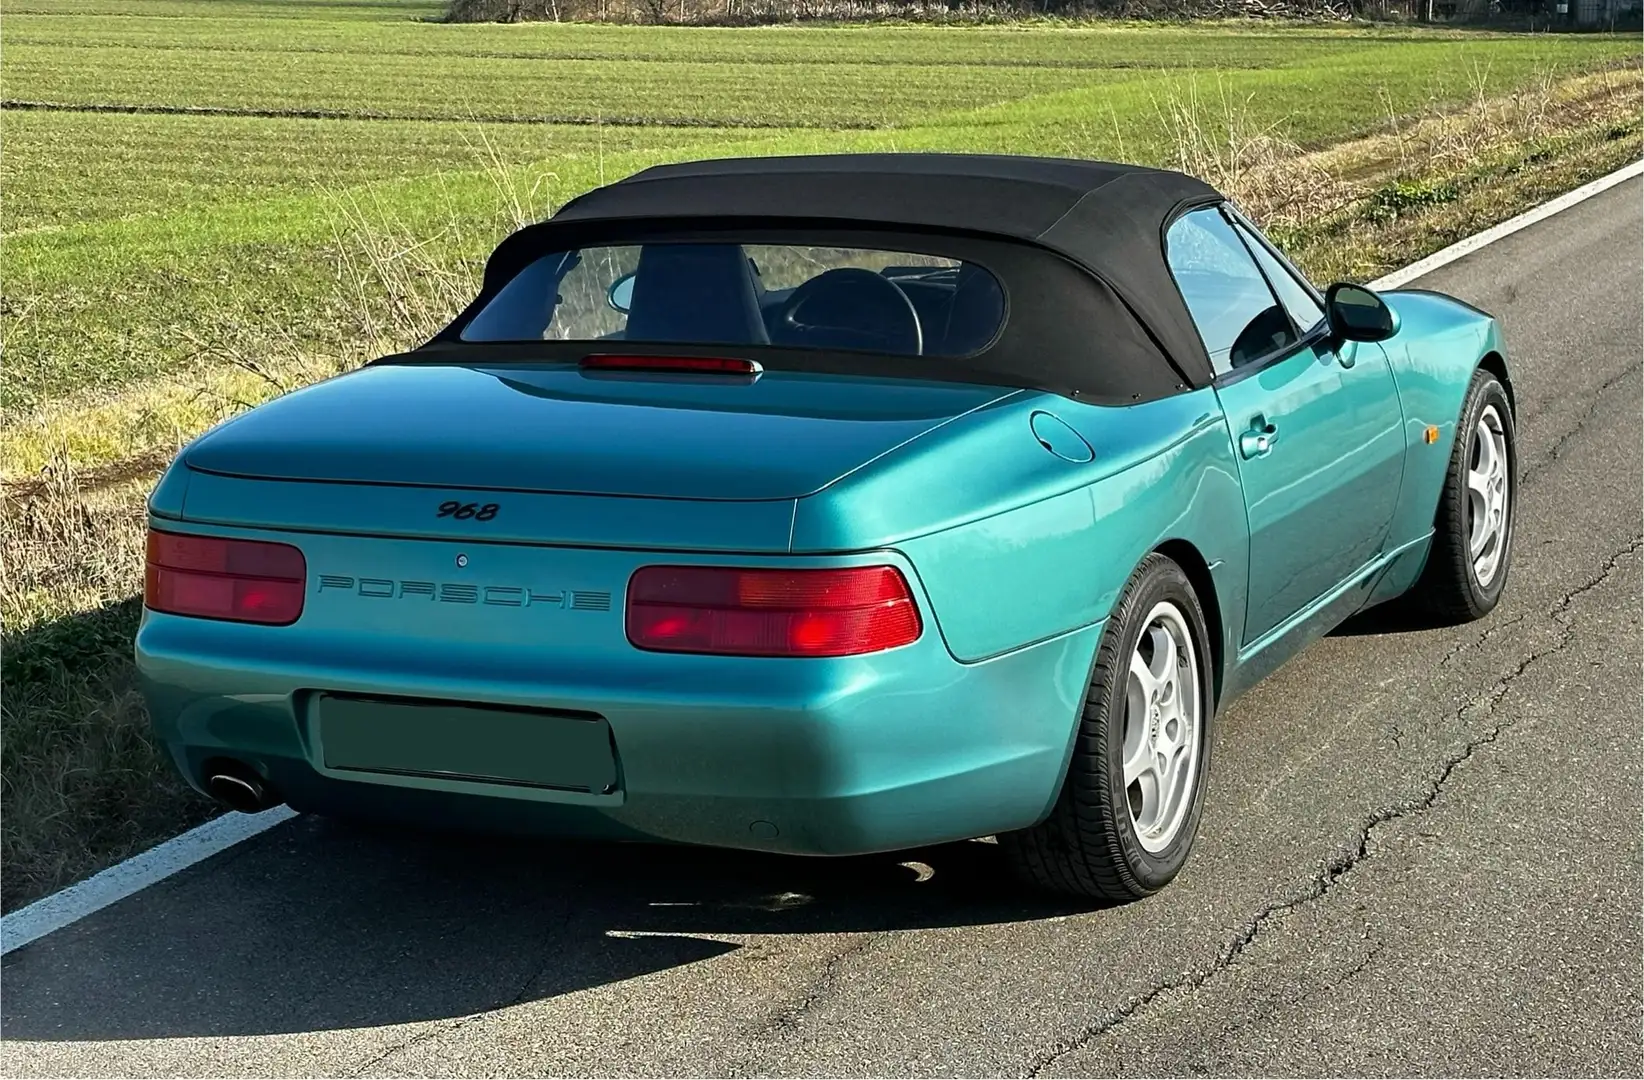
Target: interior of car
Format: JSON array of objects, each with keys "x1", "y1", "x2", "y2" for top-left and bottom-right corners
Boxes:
[
  {"x1": 458, "y1": 241, "x2": 1008, "y2": 359},
  {"x1": 621, "y1": 243, "x2": 1005, "y2": 358}
]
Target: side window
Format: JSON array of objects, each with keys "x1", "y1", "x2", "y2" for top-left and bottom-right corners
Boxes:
[
  {"x1": 1165, "y1": 208, "x2": 1297, "y2": 374},
  {"x1": 1230, "y1": 220, "x2": 1325, "y2": 336}
]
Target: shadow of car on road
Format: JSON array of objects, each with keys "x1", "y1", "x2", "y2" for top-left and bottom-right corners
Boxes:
[
  {"x1": 1328, "y1": 598, "x2": 1455, "y2": 637},
  {"x1": 1, "y1": 814, "x2": 1102, "y2": 1042}
]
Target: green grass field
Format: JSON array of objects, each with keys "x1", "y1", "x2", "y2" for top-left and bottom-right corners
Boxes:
[
  {"x1": 1, "y1": 0, "x2": 1639, "y2": 913},
  {"x1": 3, "y1": 0, "x2": 1638, "y2": 413}
]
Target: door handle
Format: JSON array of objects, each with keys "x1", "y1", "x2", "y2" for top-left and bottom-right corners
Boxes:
[{"x1": 1239, "y1": 417, "x2": 1278, "y2": 459}]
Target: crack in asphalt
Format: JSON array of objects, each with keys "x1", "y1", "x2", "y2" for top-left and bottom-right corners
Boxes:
[
  {"x1": 347, "y1": 1012, "x2": 480, "y2": 1077},
  {"x1": 1022, "y1": 538, "x2": 1641, "y2": 1078},
  {"x1": 718, "y1": 935, "x2": 890, "y2": 1077},
  {"x1": 1548, "y1": 537, "x2": 1642, "y2": 618},
  {"x1": 1189, "y1": 936, "x2": 1387, "y2": 1063},
  {"x1": 1436, "y1": 612, "x2": 1527, "y2": 669},
  {"x1": 746, "y1": 934, "x2": 883, "y2": 1041},
  {"x1": 1522, "y1": 358, "x2": 1642, "y2": 483}
]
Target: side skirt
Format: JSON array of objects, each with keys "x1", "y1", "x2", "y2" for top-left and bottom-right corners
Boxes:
[{"x1": 1221, "y1": 532, "x2": 1434, "y2": 702}]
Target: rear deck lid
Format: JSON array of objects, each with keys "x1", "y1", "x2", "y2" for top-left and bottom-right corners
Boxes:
[{"x1": 182, "y1": 363, "x2": 1013, "y2": 501}]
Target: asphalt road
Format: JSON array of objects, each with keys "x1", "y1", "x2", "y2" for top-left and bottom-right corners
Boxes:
[{"x1": 3, "y1": 178, "x2": 1640, "y2": 1079}]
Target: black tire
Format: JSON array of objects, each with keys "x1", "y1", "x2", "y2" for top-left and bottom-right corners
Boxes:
[
  {"x1": 1408, "y1": 369, "x2": 1517, "y2": 623},
  {"x1": 1000, "y1": 553, "x2": 1214, "y2": 902}
]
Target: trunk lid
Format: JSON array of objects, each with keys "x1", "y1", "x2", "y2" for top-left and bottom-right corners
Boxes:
[{"x1": 182, "y1": 362, "x2": 1013, "y2": 501}]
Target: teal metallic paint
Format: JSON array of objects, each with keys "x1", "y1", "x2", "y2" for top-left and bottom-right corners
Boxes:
[
  {"x1": 137, "y1": 533, "x2": 1100, "y2": 852},
  {"x1": 892, "y1": 390, "x2": 1247, "y2": 664},
  {"x1": 1359, "y1": 533, "x2": 1435, "y2": 612},
  {"x1": 183, "y1": 364, "x2": 1012, "y2": 502},
  {"x1": 1222, "y1": 531, "x2": 1433, "y2": 700},
  {"x1": 1212, "y1": 337, "x2": 1406, "y2": 642},
  {"x1": 137, "y1": 281, "x2": 1509, "y2": 856},
  {"x1": 1377, "y1": 291, "x2": 1508, "y2": 549},
  {"x1": 1028, "y1": 411, "x2": 1095, "y2": 462},
  {"x1": 898, "y1": 483, "x2": 1101, "y2": 662},
  {"x1": 146, "y1": 458, "x2": 191, "y2": 519},
  {"x1": 174, "y1": 468, "x2": 801, "y2": 554}
]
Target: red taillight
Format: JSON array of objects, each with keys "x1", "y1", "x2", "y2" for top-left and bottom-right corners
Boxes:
[
  {"x1": 581, "y1": 354, "x2": 762, "y2": 375},
  {"x1": 626, "y1": 565, "x2": 921, "y2": 657},
  {"x1": 144, "y1": 529, "x2": 306, "y2": 626}
]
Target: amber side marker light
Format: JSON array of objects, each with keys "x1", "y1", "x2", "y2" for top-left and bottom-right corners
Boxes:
[
  {"x1": 627, "y1": 565, "x2": 921, "y2": 657},
  {"x1": 145, "y1": 529, "x2": 307, "y2": 625},
  {"x1": 1424, "y1": 425, "x2": 1441, "y2": 444}
]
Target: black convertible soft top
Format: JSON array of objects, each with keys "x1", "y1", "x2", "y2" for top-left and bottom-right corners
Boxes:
[{"x1": 429, "y1": 154, "x2": 1226, "y2": 402}]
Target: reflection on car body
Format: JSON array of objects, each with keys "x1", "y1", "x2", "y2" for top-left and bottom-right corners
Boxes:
[{"x1": 137, "y1": 154, "x2": 1518, "y2": 902}]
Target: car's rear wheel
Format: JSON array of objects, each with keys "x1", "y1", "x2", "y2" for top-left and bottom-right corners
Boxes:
[
  {"x1": 1409, "y1": 368, "x2": 1517, "y2": 623},
  {"x1": 1001, "y1": 553, "x2": 1213, "y2": 902}
]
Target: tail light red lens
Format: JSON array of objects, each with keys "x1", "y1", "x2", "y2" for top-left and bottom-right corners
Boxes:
[
  {"x1": 627, "y1": 565, "x2": 921, "y2": 657},
  {"x1": 144, "y1": 529, "x2": 306, "y2": 626}
]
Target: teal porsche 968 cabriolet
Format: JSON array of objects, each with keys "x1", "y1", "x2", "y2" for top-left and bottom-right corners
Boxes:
[{"x1": 136, "y1": 154, "x2": 1517, "y2": 901}]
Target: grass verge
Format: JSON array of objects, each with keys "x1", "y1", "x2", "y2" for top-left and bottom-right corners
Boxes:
[{"x1": 2, "y1": 64, "x2": 1640, "y2": 914}]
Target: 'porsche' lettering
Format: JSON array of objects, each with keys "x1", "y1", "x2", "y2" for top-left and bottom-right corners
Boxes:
[{"x1": 315, "y1": 575, "x2": 606, "y2": 612}]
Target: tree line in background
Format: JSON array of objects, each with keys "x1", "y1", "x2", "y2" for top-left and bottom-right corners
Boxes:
[{"x1": 443, "y1": 0, "x2": 1633, "y2": 25}]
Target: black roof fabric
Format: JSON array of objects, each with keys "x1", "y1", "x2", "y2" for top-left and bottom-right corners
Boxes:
[
  {"x1": 420, "y1": 155, "x2": 1230, "y2": 400},
  {"x1": 554, "y1": 154, "x2": 1152, "y2": 241},
  {"x1": 551, "y1": 154, "x2": 1223, "y2": 386}
]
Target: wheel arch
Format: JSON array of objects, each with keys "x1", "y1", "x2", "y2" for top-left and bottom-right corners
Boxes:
[
  {"x1": 1154, "y1": 538, "x2": 1225, "y2": 707},
  {"x1": 1478, "y1": 349, "x2": 1515, "y2": 415}
]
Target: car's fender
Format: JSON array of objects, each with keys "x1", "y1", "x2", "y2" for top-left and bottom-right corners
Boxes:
[
  {"x1": 1377, "y1": 289, "x2": 1512, "y2": 549},
  {"x1": 818, "y1": 388, "x2": 1247, "y2": 672}
]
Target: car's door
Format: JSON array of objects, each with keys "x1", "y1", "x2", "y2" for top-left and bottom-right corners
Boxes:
[{"x1": 1165, "y1": 206, "x2": 1406, "y2": 645}]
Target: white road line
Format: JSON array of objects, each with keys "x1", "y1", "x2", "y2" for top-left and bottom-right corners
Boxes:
[
  {"x1": 1, "y1": 806, "x2": 295, "y2": 956},
  {"x1": 1368, "y1": 158, "x2": 1643, "y2": 291},
  {"x1": 1, "y1": 157, "x2": 1639, "y2": 960}
]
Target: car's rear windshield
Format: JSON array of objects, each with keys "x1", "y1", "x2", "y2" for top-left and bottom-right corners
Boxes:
[{"x1": 458, "y1": 242, "x2": 1006, "y2": 359}]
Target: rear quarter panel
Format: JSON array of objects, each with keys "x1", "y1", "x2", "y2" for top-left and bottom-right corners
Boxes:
[
  {"x1": 795, "y1": 388, "x2": 1248, "y2": 670},
  {"x1": 1379, "y1": 290, "x2": 1510, "y2": 547}
]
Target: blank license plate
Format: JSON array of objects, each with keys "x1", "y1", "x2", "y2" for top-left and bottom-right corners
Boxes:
[{"x1": 316, "y1": 694, "x2": 617, "y2": 793}]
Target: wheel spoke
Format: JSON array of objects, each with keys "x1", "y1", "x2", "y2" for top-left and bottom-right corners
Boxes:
[
  {"x1": 1148, "y1": 625, "x2": 1179, "y2": 689},
  {"x1": 1467, "y1": 464, "x2": 1491, "y2": 503},
  {"x1": 1475, "y1": 419, "x2": 1498, "y2": 476},
  {"x1": 1123, "y1": 733, "x2": 1151, "y2": 786},
  {"x1": 1470, "y1": 516, "x2": 1493, "y2": 557},
  {"x1": 1158, "y1": 743, "x2": 1187, "y2": 804},
  {"x1": 1129, "y1": 649, "x2": 1157, "y2": 701}
]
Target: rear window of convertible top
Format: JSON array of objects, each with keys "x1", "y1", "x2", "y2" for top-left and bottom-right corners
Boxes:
[{"x1": 458, "y1": 242, "x2": 1007, "y2": 359}]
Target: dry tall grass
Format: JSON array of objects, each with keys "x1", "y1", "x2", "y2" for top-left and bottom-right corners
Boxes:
[
  {"x1": 328, "y1": 151, "x2": 555, "y2": 359},
  {"x1": 1, "y1": 466, "x2": 214, "y2": 911}
]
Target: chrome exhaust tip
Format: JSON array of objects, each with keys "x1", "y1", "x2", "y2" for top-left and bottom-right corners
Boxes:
[{"x1": 205, "y1": 766, "x2": 279, "y2": 813}]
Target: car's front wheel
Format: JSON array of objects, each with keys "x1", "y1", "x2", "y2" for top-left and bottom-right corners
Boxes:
[
  {"x1": 1410, "y1": 368, "x2": 1518, "y2": 623},
  {"x1": 1001, "y1": 553, "x2": 1214, "y2": 902}
]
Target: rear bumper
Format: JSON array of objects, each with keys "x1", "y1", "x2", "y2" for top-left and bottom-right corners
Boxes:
[{"x1": 136, "y1": 611, "x2": 1101, "y2": 856}]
